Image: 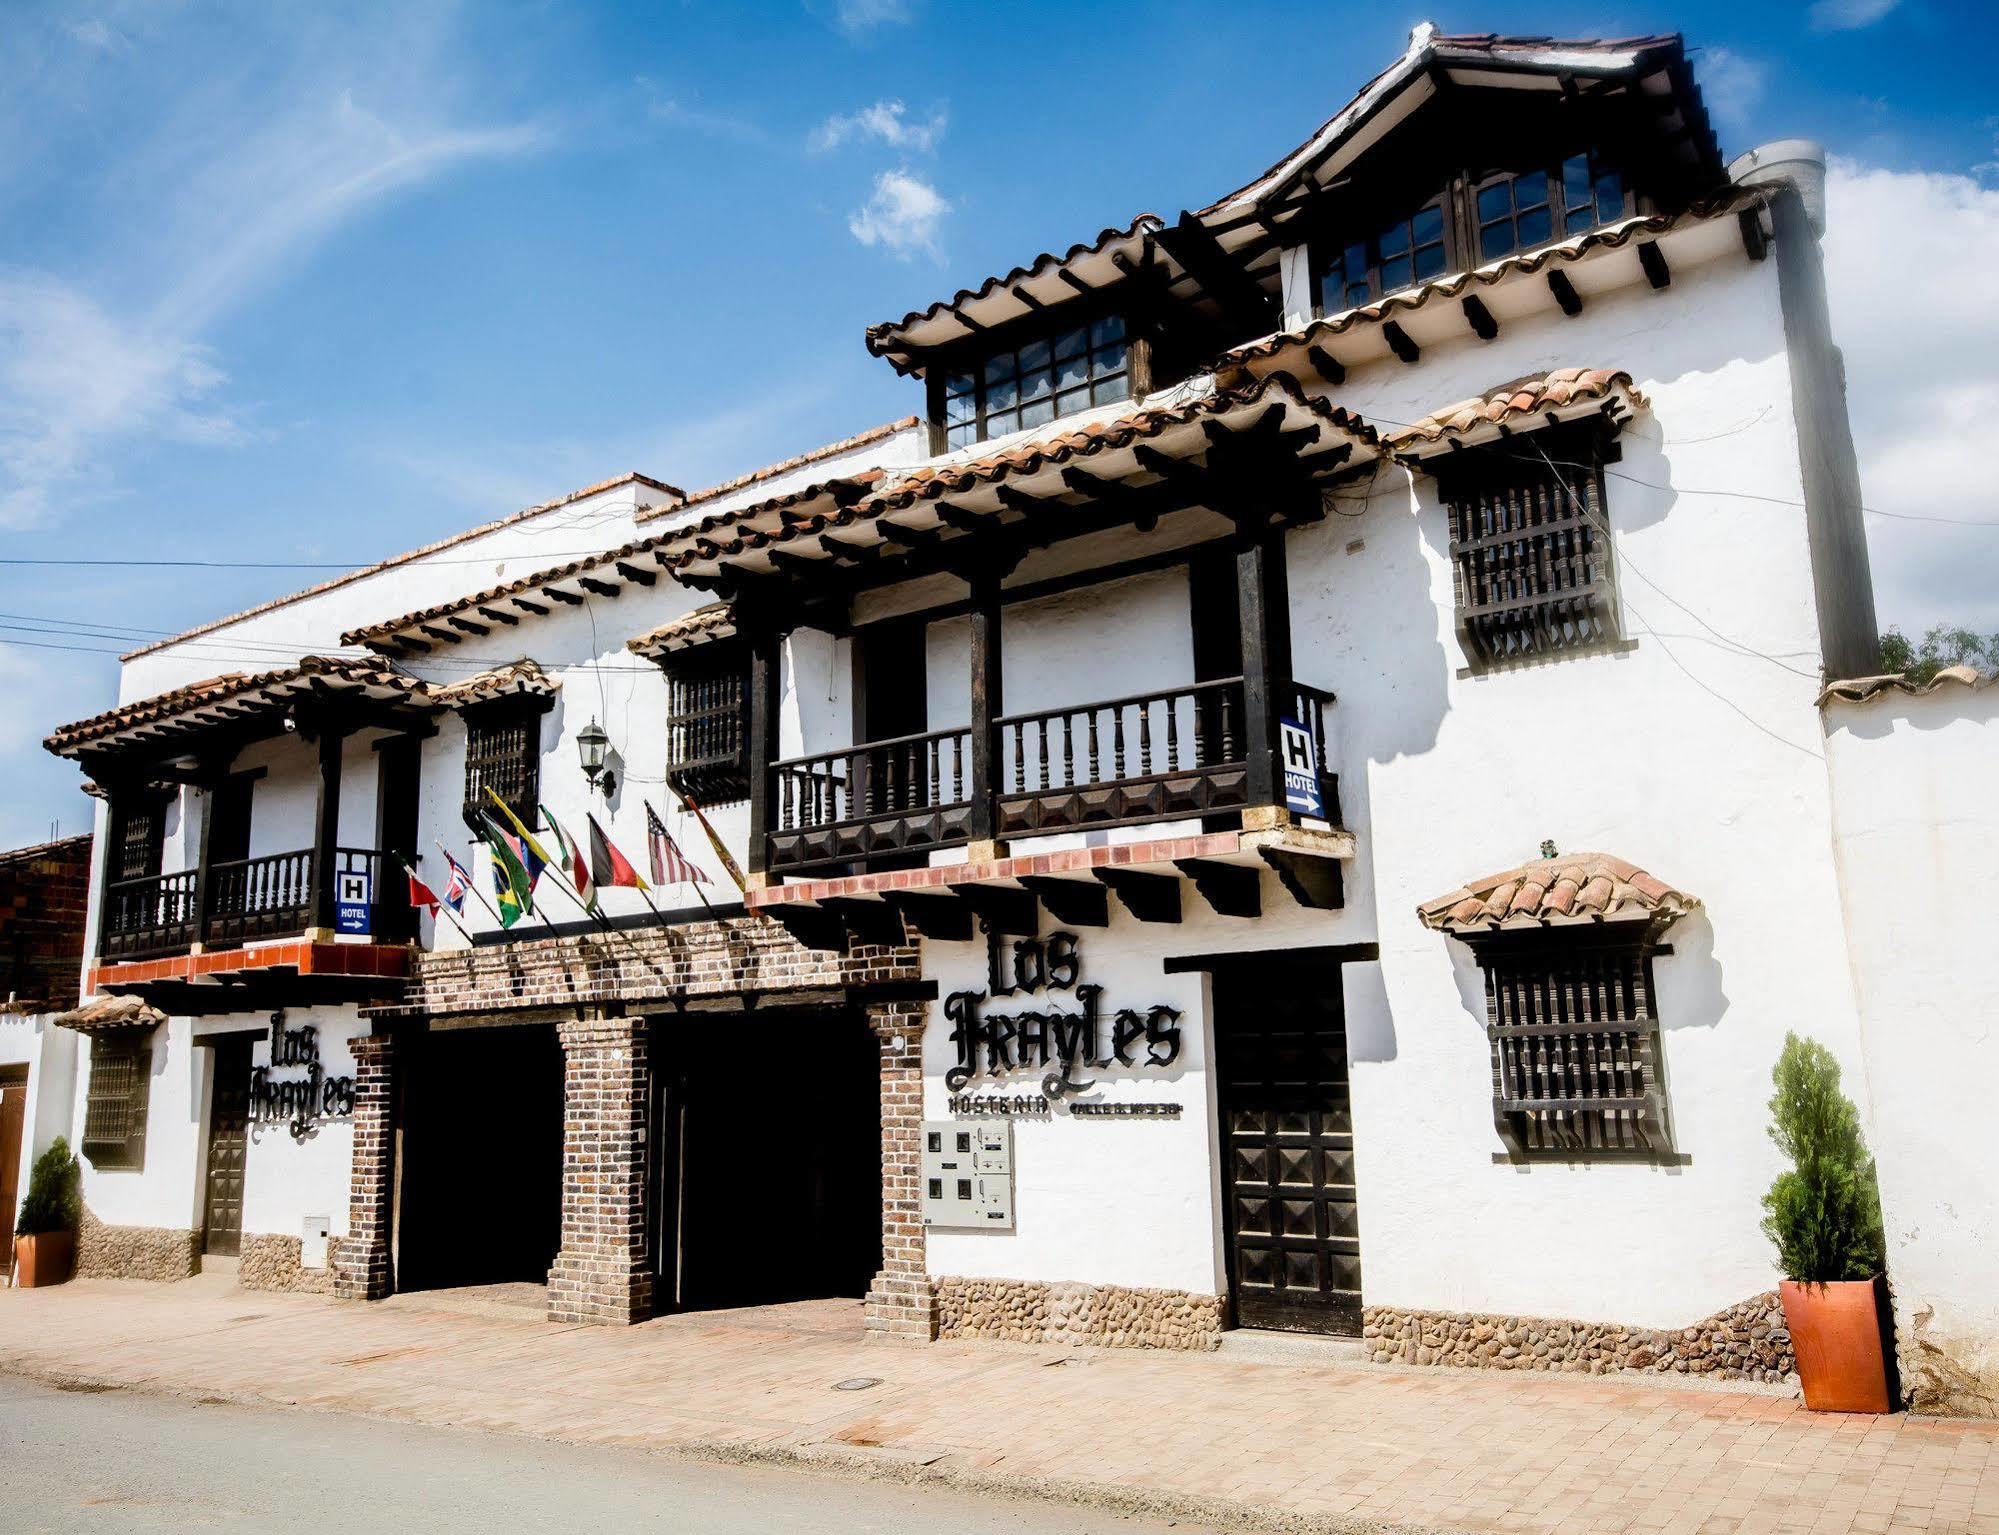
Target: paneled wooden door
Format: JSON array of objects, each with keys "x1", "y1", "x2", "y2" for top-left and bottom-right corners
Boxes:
[
  {"x1": 1213, "y1": 957, "x2": 1362, "y2": 1334},
  {"x1": 202, "y1": 1036, "x2": 252, "y2": 1257},
  {"x1": 0, "y1": 1066, "x2": 27, "y2": 1275}
]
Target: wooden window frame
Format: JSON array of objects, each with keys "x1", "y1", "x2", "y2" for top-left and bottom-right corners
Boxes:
[
  {"x1": 459, "y1": 698, "x2": 547, "y2": 831},
  {"x1": 1311, "y1": 193, "x2": 1453, "y2": 315},
  {"x1": 1472, "y1": 148, "x2": 1632, "y2": 267},
  {"x1": 114, "y1": 792, "x2": 169, "y2": 882},
  {"x1": 662, "y1": 643, "x2": 750, "y2": 806},
  {"x1": 81, "y1": 1030, "x2": 153, "y2": 1172},
  {"x1": 1435, "y1": 420, "x2": 1623, "y2": 671},
  {"x1": 935, "y1": 313, "x2": 1132, "y2": 451},
  {"x1": 1465, "y1": 927, "x2": 1676, "y2": 1161}
]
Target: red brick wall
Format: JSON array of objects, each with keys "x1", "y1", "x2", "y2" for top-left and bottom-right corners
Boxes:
[
  {"x1": 547, "y1": 1015, "x2": 653, "y2": 1325},
  {"x1": 332, "y1": 1033, "x2": 397, "y2": 1302},
  {"x1": 865, "y1": 999, "x2": 937, "y2": 1341},
  {"x1": 0, "y1": 835, "x2": 91, "y2": 1013}
]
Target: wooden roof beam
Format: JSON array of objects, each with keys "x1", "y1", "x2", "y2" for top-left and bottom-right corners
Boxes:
[
  {"x1": 1548, "y1": 268, "x2": 1584, "y2": 316},
  {"x1": 541, "y1": 587, "x2": 584, "y2": 606},
  {"x1": 576, "y1": 576, "x2": 620, "y2": 598},
  {"x1": 1159, "y1": 212, "x2": 1276, "y2": 335},
  {"x1": 476, "y1": 606, "x2": 519, "y2": 627},
  {"x1": 511, "y1": 595, "x2": 550, "y2": 616},
  {"x1": 447, "y1": 615, "x2": 489, "y2": 637},
  {"x1": 614, "y1": 561, "x2": 657, "y2": 587}
]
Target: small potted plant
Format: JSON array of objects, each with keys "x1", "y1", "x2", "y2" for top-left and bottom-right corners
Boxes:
[
  {"x1": 1761, "y1": 1034, "x2": 1897, "y2": 1412},
  {"x1": 12, "y1": 1136, "x2": 81, "y2": 1288}
]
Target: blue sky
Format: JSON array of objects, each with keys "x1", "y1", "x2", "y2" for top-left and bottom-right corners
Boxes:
[{"x1": 3, "y1": 0, "x2": 1996, "y2": 845}]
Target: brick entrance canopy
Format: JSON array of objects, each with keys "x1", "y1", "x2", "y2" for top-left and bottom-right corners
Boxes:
[
  {"x1": 547, "y1": 1015, "x2": 652, "y2": 1325},
  {"x1": 346, "y1": 915, "x2": 928, "y2": 1327}
]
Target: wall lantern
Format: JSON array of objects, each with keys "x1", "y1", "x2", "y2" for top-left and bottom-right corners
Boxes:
[{"x1": 577, "y1": 716, "x2": 615, "y2": 797}]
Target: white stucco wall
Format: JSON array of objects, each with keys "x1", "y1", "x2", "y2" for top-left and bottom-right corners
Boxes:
[{"x1": 1824, "y1": 681, "x2": 1999, "y2": 1415}]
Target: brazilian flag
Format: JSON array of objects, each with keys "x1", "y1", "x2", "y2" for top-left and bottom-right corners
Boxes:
[{"x1": 478, "y1": 812, "x2": 535, "y2": 925}]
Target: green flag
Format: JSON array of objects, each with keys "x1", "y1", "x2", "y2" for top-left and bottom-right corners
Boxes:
[{"x1": 476, "y1": 812, "x2": 534, "y2": 921}]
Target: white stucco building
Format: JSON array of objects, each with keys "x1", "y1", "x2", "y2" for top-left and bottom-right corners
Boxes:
[{"x1": 38, "y1": 28, "x2": 1993, "y2": 1412}]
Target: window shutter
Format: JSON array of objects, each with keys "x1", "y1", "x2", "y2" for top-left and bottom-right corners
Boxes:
[
  {"x1": 663, "y1": 647, "x2": 750, "y2": 805},
  {"x1": 82, "y1": 1032, "x2": 151, "y2": 1172},
  {"x1": 461, "y1": 704, "x2": 543, "y2": 827}
]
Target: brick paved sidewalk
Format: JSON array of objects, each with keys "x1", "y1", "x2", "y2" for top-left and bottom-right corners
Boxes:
[{"x1": 3, "y1": 1280, "x2": 1996, "y2": 1535}]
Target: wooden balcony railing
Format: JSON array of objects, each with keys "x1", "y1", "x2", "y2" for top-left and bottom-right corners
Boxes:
[
  {"x1": 97, "y1": 846, "x2": 390, "y2": 962},
  {"x1": 763, "y1": 678, "x2": 1340, "y2": 876}
]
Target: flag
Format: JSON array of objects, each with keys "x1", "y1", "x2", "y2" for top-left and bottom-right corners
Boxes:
[
  {"x1": 586, "y1": 813, "x2": 649, "y2": 891},
  {"x1": 485, "y1": 788, "x2": 561, "y2": 885},
  {"x1": 405, "y1": 868, "x2": 442, "y2": 914},
  {"x1": 540, "y1": 804, "x2": 596, "y2": 912},
  {"x1": 677, "y1": 790, "x2": 747, "y2": 895},
  {"x1": 438, "y1": 851, "x2": 471, "y2": 915},
  {"x1": 476, "y1": 811, "x2": 536, "y2": 918},
  {"x1": 645, "y1": 799, "x2": 709, "y2": 887}
]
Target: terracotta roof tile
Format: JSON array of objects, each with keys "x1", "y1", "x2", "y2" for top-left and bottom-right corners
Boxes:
[
  {"x1": 1818, "y1": 666, "x2": 1998, "y2": 708},
  {"x1": 1417, "y1": 852, "x2": 1699, "y2": 935},
  {"x1": 1388, "y1": 368, "x2": 1647, "y2": 455},
  {"x1": 643, "y1": 419, "x2": 917, "y2": 520},
  {"x1": 429, "y1": 658, "x2": 560, "y2": 708},
  {"x1": 626, "y1": 603, "x2": 737, "y2": 659},
  {"x1": 50, "y1": 994, "x2": 168, "y2": 1032}
]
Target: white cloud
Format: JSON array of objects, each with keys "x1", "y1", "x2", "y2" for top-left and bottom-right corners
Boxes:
[
  {"x1": 847, "y1": 169, "x2": 950, "y2": 259},
  {"x1": 812, "y1": 99, "x2": 945, "y2": 154},
  {"x1": 831, "y1": 0, "x2": 913, "y2": 36},
  {"x1": 1810, "y1": 0, "x2": 1901, "y2": 31},
  {"x1": 0, "y1": 4, "x2": 550, "y2": 530},
  {"x1": 1823, "y1": 160, "x2": 1999, "y2": 635},
  {"x1": 1698, "y1": 48, "x2": 1765, "y2": 127}
]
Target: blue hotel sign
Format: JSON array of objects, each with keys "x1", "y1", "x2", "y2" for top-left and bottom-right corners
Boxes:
[{"x1": 1279, "y1": 718, "x2": 1324, "y2": 820}]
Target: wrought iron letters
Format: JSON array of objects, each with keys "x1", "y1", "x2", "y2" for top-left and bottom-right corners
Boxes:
[{"x1": 250, "y1": 1013, "x2": 357, "y2": 1142}]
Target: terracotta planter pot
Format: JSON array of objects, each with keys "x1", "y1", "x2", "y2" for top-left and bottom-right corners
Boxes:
[
  {"x1": 12, "y1": 1230, "x2": 75, "y2": 1288},
  {"x1": 1779, "y1": 1275, "x2": 1898, "y2": 1413}
]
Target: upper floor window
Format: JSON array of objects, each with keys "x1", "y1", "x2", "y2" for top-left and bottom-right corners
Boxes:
[
  {"x1": 1313, "y1": 200, "x2": 1448, "y2": 314},
  {"x1": 941, "y1": 316, "x2": 1129, "y2": 449},
  {"x1": 114, "y1": 795, "x2": 167, "y2": 882},
  {"x1": 462, "y1": 704, "x2": 541, "y2": 828},
  {"x1": 663, "y1": 647, "x2": 749, "y2": 806},
  {"x1": 1437, "y1": 426, "x2": 1620, "y2": 669},
  {"x1": 82, "y1": 1031, "x2": 152, "y2": 1171},
  {"x1": 1475, "y1": 152, "x2": 1626, "y2": 263}
]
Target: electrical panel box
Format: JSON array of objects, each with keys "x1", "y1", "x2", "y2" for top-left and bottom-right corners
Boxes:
[
  {"x1": 921, "y1": 1120, "x2": 1014, "y2": 1230},
  {"x1": 300, "y1": 1215, "x2": 330, "y2": 1269}
]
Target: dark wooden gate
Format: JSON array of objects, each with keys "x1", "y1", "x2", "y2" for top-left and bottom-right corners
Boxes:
[
  {"x1": 202, "y1": 1036, "x2": 252, "y2": 1257},
  {"x1": 0, "y1": 1066, "x2": 26, "y2": 1276},
  {"x1": 1213, "y1": 957, "x2": 1362, "y2": 1334}
]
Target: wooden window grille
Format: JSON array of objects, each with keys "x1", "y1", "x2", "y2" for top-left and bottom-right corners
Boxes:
[
  {"x1": 1477, "y1": 937, "x2": 1673, "y2": 1158},
  {"x1": 663, "y1": 647, "x2": 749, "y2": 805},
  {"x1": 1439, "y1": 424, "x2": 1620, "y2": 668},
  {"x1": 1314, "y1": 198, "x2": 1450, "y2": 313},
  {"x1": 462, "y1": 705, "x2": 541, "y2": 827},
  {"x1": 116, "y1": 797, "x2": 166, "y2": 881},
  {"x1": 941, "y1": 315, "x2": 1129, "y2": 449},
  {"x1": 1474, "y1": 151, "x2": 1628, "y2": 263},
  {"x1": 82, "y1": 1032, "x2": 152, "y2": 1171}
]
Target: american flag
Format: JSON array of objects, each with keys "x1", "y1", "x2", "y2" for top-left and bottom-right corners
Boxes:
[{"x1": 645, "y1": 800, "x2": 709, "y2": 887}]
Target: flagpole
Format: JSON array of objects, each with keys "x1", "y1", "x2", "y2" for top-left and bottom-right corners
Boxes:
[
  {"x1": 397, "y1": 853, "x2": 474, "y2": 946},
  {"x1": 438, "y1": 839, "x2": 506, "y2": 928},
  {"x1": 647, "y1": 797, "x2": 717, "y2": 919}
]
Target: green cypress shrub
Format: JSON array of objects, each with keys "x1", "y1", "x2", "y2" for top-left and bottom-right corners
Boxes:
[
  {"x1": 1760, "y1": 1034, "x2": 1886, "y2": 1283},
  {"x1": 13, "y1": 1136, "x2": 82, "y2": 1240}
]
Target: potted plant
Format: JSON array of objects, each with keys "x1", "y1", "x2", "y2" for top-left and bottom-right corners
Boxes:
[
  {"x1": 1761, "y1": 1034, "x2": 1897, "y2": 1412},
  {"x1": 12, "y1": 1136, "x2": 81, "y2": 1288}
]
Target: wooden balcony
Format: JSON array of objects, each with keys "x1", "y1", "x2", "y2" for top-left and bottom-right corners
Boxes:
[
  {"x1": 764, "y1": 680, "x2": 1339, "y2": 878},
  {"x1": 99, "y1": 847, "x2": 394, "y2": 962}
]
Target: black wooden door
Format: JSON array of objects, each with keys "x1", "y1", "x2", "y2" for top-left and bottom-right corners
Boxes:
[
  {"x1": 202, "y1": 1036, "x2": 252, "y2": 1256},
  {"x1": 208, "y1": 775, "x2": 253, "y2": 866},
  {"x1": 1214, "y1": 959, "x2": 1362, "y2": 1334}
]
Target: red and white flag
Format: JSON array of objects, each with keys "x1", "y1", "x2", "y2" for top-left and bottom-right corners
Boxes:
[{"x1": 645, "y1": 799, "x2": 709, "y2": 887}]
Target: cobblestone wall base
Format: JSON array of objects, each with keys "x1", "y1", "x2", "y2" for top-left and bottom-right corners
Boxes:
[
  {"x1": 1363, "y1": 1292, "x2": 1796, "y2": 1381},
  {"x1": 239, "y1": 1233, "x2": 336, "y2": 1294},
  {"x1": 935, "y1": 1277, "x2": 1225, "y2": 1351},
  {"x1": 75, "y1": 1208, "x2": 200, "y2": 1282}
]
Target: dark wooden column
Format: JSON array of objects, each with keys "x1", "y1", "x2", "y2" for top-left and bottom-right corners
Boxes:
[
  {"x1": 743, "y1": 623, "x2": 782, "y2": 880},
  {"x1": 966, "y1": 571, "x2": 1004, "y2": 847},
  {"x1": 89, "y1": 772, "x2": 126, "y2": 961},
  {"x1": 309, "y1": 720, "x2": 345, "y2": 933},
  {"x1": 1237, "y1": 520, "x2": 1294, "y2": 811}
]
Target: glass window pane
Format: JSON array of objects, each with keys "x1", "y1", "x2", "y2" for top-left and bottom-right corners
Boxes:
[
  {"x1": 1094, "y1": 340, "x2": 1127, "y2": 377},
  {"x1": 990, "y1": 374, "x2": 1019, "y2": 410},
  {"x1": 1020, "y1": 367, "x2": 1052, "y2": 402},
  {"x1": 1344, "y1": 278, "x2": 1371, "y2": 308},
  {"x1": 1344, "y1": 241, "x2": 1367, "y2": 274},
  {"x1": 1477, "y1": 182, "x2": 1512, "y2": 221},
  {"x1": 945, "y1": 390, "x2": 975, "y2": 424},
  {"x1": 945, "y1": 372, "x2": 974, "y2": 400},
  {"x1": 1378, "y1": 219, "x2": 1410, "y2": 257},
  {"x1": 1056, "y1": 386, "x2": 1090, "y2": 418},
  {"x1": 1380, "y1": 254, "x2": 1411, "y2": 292},
  {"x1": 1480, "y1": 220, "x2": 1513, "y2": 261},
  {"x1": 1562, "y1": 154, "x2": 1592, "y2": 205},
  {"x1": 1019, "y1": 338, "x2": 1050, "y2": 372},
  {"x1": 1413, "y1": 204, "x2": 1445, "y2": 245},
  {"x1": 984, "y1": 350, "x2": 1014, "y2": 385},
  {"x1": 1516, "y1": 169, "x2": 1548, "y2": 208},
  {"x1": 986, "y1": 408, "x2": 1016, "y2": 437},
  {"x1": 1054, "y1": 327, "x2": 1088, "y2": 361},
  {"x1": 1019, "y1": 396, "x2": 1054, "y2": 429},
  {"x1": 1414, "y1": 243, "x2": 1446, "y2": 281},
  {"x1": 1090, "y1": 314, "x2": 1125, "y2": 347},
  {"x1": 1093, "y1": 375, "x2": 1130, "y2": 407},
  {"x1": 1565, "y1": 203, "x2": 1595, "y2": 234},
  {"x1": 1056, "y1": 352, "x2": 1090, "y2": 390},
  {"x1": 1517, "y1": 205, "x2": 1552, "y2": 248},
  {"x1": 946, "y1": 423, "x2": 976, "y2": 449},
  {"x1": 1595, "y1": 171, "x2": 1623, "y2": 220}
]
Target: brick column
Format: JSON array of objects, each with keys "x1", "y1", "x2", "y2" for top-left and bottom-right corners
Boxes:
[
  {"x1": 864, "y1": 999, "x2": 936, "y2": 1341},
  {"x1": 333, "y1": 1031, "x2": 397, "y2": 1301},
  {"x1": 547, "y1": 1014, "x2": 653, "y2": 1326}
]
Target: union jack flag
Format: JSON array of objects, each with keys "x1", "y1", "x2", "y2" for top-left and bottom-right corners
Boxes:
[{"x1": 439, "y1": 849, "x2": 472, "y2": 915}]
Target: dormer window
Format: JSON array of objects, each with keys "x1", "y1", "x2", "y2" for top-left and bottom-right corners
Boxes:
[
  {"x1": 1475, "y1": 152, "x2": 1627, "y2": 263},
  {"x1": 1313, "y1": 199, "x2": 1448, "y2": 315},
  {"x1": 941, "y1": 316, "x2": 1129, "y2": 449}
]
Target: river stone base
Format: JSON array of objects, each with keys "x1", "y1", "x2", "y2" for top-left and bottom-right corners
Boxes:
[
  {"x1": 935, "y1": 1277, "x2": 1224, "y2": 1351},
  {"x1": 75, "y1": 1208, "x2": 200, "y2": 1283},
  {"x1": 1363, "y1": 1292, "x2": 1795, "y2": 1382},
  {"x1": 240, "y1": 1233, "x2": 337, "y2": 1294}
]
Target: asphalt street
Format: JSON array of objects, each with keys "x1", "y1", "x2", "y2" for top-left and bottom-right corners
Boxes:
[{"x1": 0, "y1": 1375, "x2": 1220, "y2": 1534}]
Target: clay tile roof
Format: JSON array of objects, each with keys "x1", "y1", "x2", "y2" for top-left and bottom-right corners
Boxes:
[
  {"x1": 1417, "y1": 852, "x2": 1699, "y2": 936},
  {"x1": 429, "y1": 658, "x2": 560, "y2": 708},
  {"x1": 642, "y1": 418, "x2": 917, "y2": 521},
  {"x1": 50, "y1": 995, "x2": 169, "y2": 1032},
  {"x1": 1388, "y1": 368, "x2": 1647, "y2": 456},
  {"x1": 626, "y1": 603, "x2": 737, "y2": 659},
  {"x1": 865, "y1": 215, "x2": 1163, "y2": 375},
  {"x1": 1818, "y1": 666, "x2": 1998, "y2": 708},
  {"x1": 44, "y1": 654, "x2": 429, "y2": 757}
]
